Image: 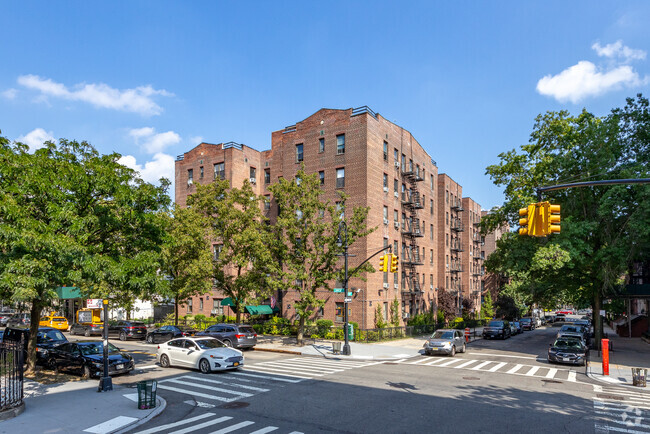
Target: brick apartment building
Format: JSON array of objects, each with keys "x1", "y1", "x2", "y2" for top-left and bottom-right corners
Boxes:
[{"x1": 175, "y1": 106, "x2": 491, "y2": 328}]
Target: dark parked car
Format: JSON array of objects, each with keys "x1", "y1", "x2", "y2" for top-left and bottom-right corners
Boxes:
[
  {"x1": 146, "y1": 325, "x2": 198, "y2": 344},
  {"x1": 519, "y1": 317, "x2": 536, "y2": 331},
  {"x1": 46, "y1": 340, "x2": 134, "y2": 378},
  {"x1": 547, "y1": 336, "x2": 588, "y2": 366},
  {"x1": 6, "y1": 313, "x2": 31, "y2": 328},
  {"x1": 108, "y1": 321, "x2": 147, "y2": 341},
  {"x1": 482, "y1": 320, "x2": 511, "y2": 340},
  {"x1": 196, "y1": 323, "x2": 258, "y2": 349},
  {"x1": 554, "y1": 313, "x2": 566, "y2": 323},
  {"x1": 69, "y1": 322, "x2": 104, "y2": 337},
  {"x1": 3, "y1": 326, "x2": 68, "y2": 364}
]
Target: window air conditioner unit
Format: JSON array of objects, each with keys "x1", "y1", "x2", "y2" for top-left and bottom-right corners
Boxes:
[
  {"x1": 403, "y1": 312, "x2": 410, "y2": 319},
  {"x1": 394, "y1": 222, "x2": 400, "y2": 229},
  {"x1": 383, "y1": 283, "x2": 389, "y2": 288},
  {"x1": 210, "y1": 309, "x2": 218, "y2": 314},
  {"x1": 250, "y1": 178, "x2": 256, "y2": 184},
  {"x1": 394, "y1": 161, "x2": 400, "y2": 168},
  {"x1": 383, "y1": 218, "x2": 389, "y2": 225},
  {"x1": 394, "y1": 283, "x2": 398, "y2": 289},
  {"x1": 187, "y1": 179, "x2": 193, "y2": 186},
  {"x1": 394, "y1": 191, "x2": 398, "y2": 197},
  {"x1": 383, "y1": 187, "x2": 389, "y2": 192}
]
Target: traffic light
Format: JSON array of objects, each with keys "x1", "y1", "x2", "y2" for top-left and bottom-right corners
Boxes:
[
  {"x1": 390, "y1": 254, "x2": 399, "y2": 273},
  {"x1": 547, "y1": 203, "x2": 561, "y2": 234},
  {"x1": 379, "y1": 254, "x2": 388, "y2": 273},
  {"x1": 519, "y1": 202, "x2": 561, "y2": 237},
  {"x1": 518, "y1": 204, "x2": 537, "y2": 236}
]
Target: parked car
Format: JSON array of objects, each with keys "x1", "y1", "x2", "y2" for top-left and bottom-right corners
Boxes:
[
  {"x1": 519, "y1": 317, "x2": 535, "y2": 331},
  {"x1": 3, "y1": 326, "x2": 68, "y2": 364},
  {"x1": 423, "y1": 329, "x2": 466, "y2": 356},
  {"x1": 482, "y1": 320, "x2": 511, "y2": 340},
  {"x1": 39, "y1": 315, "x2": 69, "y2": 331},
  {"x1": 46, "y1": 340, "x2": 134, "y2": 378},
  {"x1": 0, "y1": 312, "x2": 13, "y2": 326},
  {"x1": 554, "y1": 313, "x2": 566, "y2": 323},
  {"x1": 69, "y1": 322, "x2": 104, "y2": 337},
  {"x1": 511, "y1": 321, "x2": 522, "y2": 335},
  {"x1": 547, "y1": 336, "x2": 588, "y2": 366},
  {"x1": 556, "y1": 324, "x2": 589, "y2": 345},
  {"x1": 573, "y1": 319, "x2": 593, "y2": 338},
  {"x1": 146, "y1": 325, "x2": 199, "y2": 344},
  {"x1": 195, "y1": 323, "x2": 258, "y2": 349},
  {"x1": 157, "y1": 337, "x2": 244, "y2": 373},
  {"x1": 108, "y1": 320, "x2": 147, "y2": 341},
  {"x1": 6, "y1": 313, "x2": 31, "y2": 328}
]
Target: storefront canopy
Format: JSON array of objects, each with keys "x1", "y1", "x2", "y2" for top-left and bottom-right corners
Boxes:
[
  {"x1": 56, "y1": 286, "x2": 82, "y2": 299},
  {"x1": 245, "y1": 305, "x2": 274, "y2": 315},
  {"x1": 220, "y1": 297, "x2": 236, "y2": 307}
]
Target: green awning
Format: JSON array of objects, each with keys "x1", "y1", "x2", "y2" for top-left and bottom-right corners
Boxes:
[
  {"x1": 220, "y1": 297, "x2": 235, "y2": 307},
  {"x1": 245, "y1": 305, "x2": 274, "y2": 315},
  {"x1": 56, "y1": 286, "x2": 82, "y2": 299}
]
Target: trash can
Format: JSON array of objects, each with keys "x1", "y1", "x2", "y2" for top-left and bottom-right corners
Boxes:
[
  {"x1": 632, "y1": 368, "x2": 647, "y2": 387},
  {"x1": 137, "y1": 380, "x2": 158, "y2": 409},
  {"x1": 332, "y1": 341, "x2": 342, "y2": 354}
]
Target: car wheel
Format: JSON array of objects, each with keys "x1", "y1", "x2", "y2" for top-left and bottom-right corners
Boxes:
[
  {"x1": 450, "y1": 345, "x2": 456, "y2": 357},
  {"x1": 84, "y1": 328, "x2": 91, "y2": 337},
  {"x1": 82, "y1": 365, "x2": 91, "y2": 379},
  {"x1": 119, "y1": 331, "x2": 127, "y2": 341},
  {"x1": 223, "y1": 339, "x2": 232, "y2": 347},
  {"x1": 199, "y1": 358, "x2": 211, "y2": 374},
  {"x1": 461, "y1": 343, "x2": 466, "y2": 353},
  {"x1": 159, "y1": 354, "x2": 170, "y2": 368},
  {"x1": 146, "y1": 335, "x2": 153, "y2": 344}
]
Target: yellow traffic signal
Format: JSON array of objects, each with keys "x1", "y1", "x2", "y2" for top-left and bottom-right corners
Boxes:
[
  {"x1": 519, "y1": 202, "x2": 561, "y2": 237},
  {"x1": 548, "y1": 203, "x2": 561, "y2": 234},
  {"x1": 390, "y1": 254, "x2": 399, "y2": 273},
  {"x1": 379, "y1": 254, "x2": 388, "y2": 273},
  {"x1": 518, "y1": 204, "x2": 536, "y2": 236}
]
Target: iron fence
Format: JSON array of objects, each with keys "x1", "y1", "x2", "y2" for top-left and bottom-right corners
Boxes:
[{"x1": 0, "y1": 341, "x2": 24, "y2": 412}]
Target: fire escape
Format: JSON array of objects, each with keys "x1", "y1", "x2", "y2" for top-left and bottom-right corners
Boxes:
[
  {"x1": 401, "y1": 162, "x2": 424, "y2": 314},
  {"x1": 471, "y1": 216, "x2": 483, "y2": 310},
  {"x1": 450, "y1": 198, "x2": 464, "y2": 313}
]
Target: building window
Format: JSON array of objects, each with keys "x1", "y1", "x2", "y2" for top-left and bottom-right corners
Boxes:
[
  {"x1": 430, "y1": 249, "x2": 433, "y2": 264},
  {"x1": 383, "y1": 173, "x2": 388, "y2": 189},
  {"x1": 409, "y1": 159, "x2": 413, "y2": 172},
  {"x1": 335, "y1": 303, "x2": 344, "y2": 322},
  {"x1": 296, "y1": 143, "x2": 303, "y2": 163},
  {"x1": 446, "y1": 212, "x2": 449, "y2": 225},
  {"x1": 430, "y1": 274, "x2": 434, "y2": 289},
  {"x1": 199, "y1": 298, "x2": 204, "y2": 311},
  {"x1": 187, "y1": 169, "x2": 193, "y2": 184},
  {"x1": 394, "y1": 148, "x2": 398, "y2": 164},
  {"x1": 214, "y1": 162, "x2": 225, "y2": 180},
  {"x1": 264, "y1": 196, "x2": 271, "y2": 211},
  {"x1": 336, "y1": 202, "x2": 344, "y2": 220},
  {"x1": 319, "y1": 138, "x2": 325, "y2": 153},
  {"x1": 383, "y1": 206, "x2": 388, "y2": 221},
  {"x1": 336, "y1": 167, "x2": 345, "y2": 188},
  {"x1": 199, "y1": 166, "x2": 204, "y2": 179},
  {"x1": 393, "y1": 240, "x2": 398, "y2": 258},
  {"x1": 401, "y1": 154, "x2": 406, "y2": 171},
  {"x1": 213, "y1": 244, "x2": 223, "y2": 261},
  {"x1": 264, "y1": 169, "x2": 270, "y2": 184},
  {"x1": 394, "y1": 209, "x2": 399, "y2": 223},
  {"x1": 187, "y1": 298, "x2": 193, "y2": 313},
  {"x1": 446, "y1": 190, "x2": 449, "y2": 203},
  {"x1": 250, "y1": 167, "x2": 256, "y2": 181},
  {"x1": 319, "y1": 170, "x2": 325, "y2": 185},
  {"x1": 336, "y1": 134, "x2": 345, "y2": 154},
  {"x1": 446, "y1": 234, "x2": 449, "y2": 246},
  {"x1": 430, "y1": 224, "x2": 433, "y2": 240},
  {"x1": 213, "y1": 299, "x2": 223, "y2": 316},
  {"x1": 383, "y1": 141, "x2": 388, "y2": 161},
  {"x1": 430, "y1": 199, "x2": 434, "y2": 215},
  {"x1": 394, "y1": 178, "x2": 398, "y2": 193},
  {"x1": 430, "y1": 174, "x2": 434, "y2": 190}
]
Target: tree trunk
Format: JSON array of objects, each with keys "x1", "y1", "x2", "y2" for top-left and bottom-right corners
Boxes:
[
  {"x1": 235, "y1": 308, "x2": 241, "y2": 324},
  {"x1": 297, "y1": 315, "x2": 305, "y2": 346},
  {"x1": 26, "y1": 301, "x2": 44, "y2": 374},
  {"x1": 174, "y1": 298, "x2": 179, "y2": 326},
  {"x1": 593, "y1": 290, "x2": 602, "y2": 350}
]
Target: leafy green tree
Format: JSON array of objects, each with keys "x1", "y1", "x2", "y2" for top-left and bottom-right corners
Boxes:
[
  {"x1": 390, "y1": 297, "x2": 400, "y2": 326},
  {"x1": 0, "y1": 135, "x2": 170, "y2": 372},
  {"x1": 483, "y1": 95, "x2": 650, "y2": 344},
  {"x1": 374, "y1": 304, "x2": 386, "y2": 329},
  {"x1": 481, "y1": 290, "x2": 494, "y2": 318},
  {"x1": 267, "y1": 167, "x2": 373, "y2": 345},
  {"x1": 189, "y1": 178, "x2": 276, "y2": 323},
  {"x1": 160, "y1": 206, "x2": 213, "y2": 325}
]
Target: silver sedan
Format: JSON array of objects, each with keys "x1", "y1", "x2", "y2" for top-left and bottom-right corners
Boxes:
[{"x1": 423, "y1": 329, "x2": 466, "y2": 356}]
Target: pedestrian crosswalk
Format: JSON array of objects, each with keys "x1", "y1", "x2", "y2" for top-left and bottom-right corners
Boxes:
[
  {"x1": 593, "y1": 386, "x2": 650, "y2": 433},
  {"x1": 243, "y1": 357, "x2": 382, "y2": 380},
  {"x1": 132, "y1": 412, "x2": 304, "y2": 434},
  {"x1": 395, "y1": 356, "x2": 579, "y2": 382}
]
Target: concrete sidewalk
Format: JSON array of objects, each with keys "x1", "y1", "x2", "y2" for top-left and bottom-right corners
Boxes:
[
  {"x1": 586, "y1": 323, "x2": 650, "y2": 391},
  {"x1": 0, "y1": 378, "x2": 165, "y2": 434}
]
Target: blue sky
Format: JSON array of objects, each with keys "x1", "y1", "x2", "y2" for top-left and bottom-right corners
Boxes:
[{"x1": 2, "y1": 1, "x2": 649, "y2": 209}]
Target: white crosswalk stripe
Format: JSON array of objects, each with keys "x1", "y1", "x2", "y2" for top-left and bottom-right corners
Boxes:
[
  {"x1": 594, "y1": 386, "x2": 650, "y2": 433},
  {"x1": 133, "y1": 412, "x2": 303, "y2": 434},
  {"x1": 243, "y1": 357, "x2": 380, "y2": 380}
]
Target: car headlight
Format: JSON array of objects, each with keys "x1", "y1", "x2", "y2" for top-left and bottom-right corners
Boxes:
[
  {"x1": 36, "y1": 348, "x2": 48, "y2": 355},
  {"x1": 442, "y1": 342, "x2": 451, "y2": 347}
]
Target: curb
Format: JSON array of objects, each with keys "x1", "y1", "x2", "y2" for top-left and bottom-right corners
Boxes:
[
  {"x1": 253, "y1": 347, "x2": 303, "y2": 355},
  {"x1": 114, "y1": 395, "x2": 167, "y2": 434},
  {"x1": 0, "y1": 401, "x2": 25, "y2": 422},
  {"x1": 585, "y1": 362, "x2": 650, "y2": 392}
]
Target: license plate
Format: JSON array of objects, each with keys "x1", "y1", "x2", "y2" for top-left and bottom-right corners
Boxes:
[
  {"x1": 116, "y1": 364, "x2": 124, "y2": 369},
  {"x1": 562, "y1": 358, "x2": 571, "y2": 362},
  {"x1": 233, "y1": 362, "x2": 239, "y2": 366}
]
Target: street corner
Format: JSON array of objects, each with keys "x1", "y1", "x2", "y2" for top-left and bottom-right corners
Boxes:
[{"x1": 586, "y1": 362, "x2": 650, "y2": 392}]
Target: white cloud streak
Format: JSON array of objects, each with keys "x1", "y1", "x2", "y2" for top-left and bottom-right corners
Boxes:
[
  {"x1": 17, "y1": 75, "x2": 172, "y2": 116},
  {"x1": 2, "y1": 88, "x2": 17, "y2": 99},
  {"x1": 16, "y1": 128, "x2": 55, "y2": 152},
  {"x1": 118, "y1": 153, "x2": 175, "y2": 186},
  {"x1": 592, "y1": 40, "x2": 646, "y2": 61},
  {"x1": 129, "y1": 127, "x2": 181, "y2": 153}
]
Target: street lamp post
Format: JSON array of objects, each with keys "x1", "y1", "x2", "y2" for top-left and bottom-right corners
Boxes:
[
  {"x1": 98, "y1": 298, "x2": 113, "y2": 392},
  {"x1": 337, "y1": 221, "x2": 351, "y2": 356}
]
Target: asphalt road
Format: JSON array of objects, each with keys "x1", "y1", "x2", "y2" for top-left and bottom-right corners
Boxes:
[{"x1": 122, "y1": 326, "x2": 650, "y2": 434}]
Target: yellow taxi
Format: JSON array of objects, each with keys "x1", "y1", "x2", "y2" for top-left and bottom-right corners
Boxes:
[{"x1": 39, "y1": 315, "x2": 69, "y2": 331}]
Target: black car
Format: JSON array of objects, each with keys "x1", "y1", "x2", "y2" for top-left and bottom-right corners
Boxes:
[
  {"x1": 2, "y1": 326, "x2": 68, "y2": 364},
  {"x1": 519, "y1": 317, "x2": 535, "y2": 331},
  {"x1": 6, "y1": 313, "x2": 31, "y2": 328},
  {"x1": 548, "y1": 336, "x2": 588, "y2": 366},
  {"x1": 69, "y1": 322, "x2": 104, "y2": 337},
  {"x1": 146, "y1": 325, "x2": 199, "y2": 344},
  {"x1": 108, "y1": 320, "x2": 147, "y2": 341},
  {"x1": 196, "y1": 323, "x2": 258, "y2": 349},
  {"x1": 482, "y1": 320, "x2": 511, "y2": 340},
  {"x1": 46, "y1": 340, "x2": 134, "y2": 378}
]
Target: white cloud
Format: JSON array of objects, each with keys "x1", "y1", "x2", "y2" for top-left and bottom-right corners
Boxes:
[
  {"x1": 16, "y1": 128, "x2": 55, "y2": 152},
  {"x1": 592, "y1": 40, "x2": 646, "y2": 61},
  {"x1": 2, "y1": 88, "x2": 17, "y2": 99},
  {"x1": 129, "y1": 127, "x2": 181, "y2": 153},
  {"x1": 536, "y1": 41, "x2": 648, "y2": 103},
  {"x1": 118, "y1": 153, "x2": 175, "y2": 186},
  {"x1": 17, "y1": 75, "x2": 173, "y2": 116},
  {"x1": 189, "y1": 136, "x2": 204, "y2": 146}
]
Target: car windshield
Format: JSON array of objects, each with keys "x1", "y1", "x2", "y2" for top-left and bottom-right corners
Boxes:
[
  {"x1": 238, "y1": 326, "x2": 256, "y2": 334},
  {"x1": 37, "y1": 329, "x2": 66, "y2": 342},
  {"x1": 53, "y1": 317, "x2": 67, "y2": 321},
  {"x1": 489, "y1": 321, "x2": 504, "y2": 327},
  {"x1": 431, "y1": 331, "x2": 454, "y2": 339},
  {"x1": 195, "y1": 339, "x2": 226, "y2": 349},
  {"x1": 520, "y1": 318, "x2": 531, "y2": 323},
  {"x1": 78, "y1": 342, "x2": 121, "y2": 355},
  {"x1": 554, "y1": 339, "x2": 583, "y2": 349},
  {"x1": 560, "y1": 326, "x2": 583, "y2": 332}
]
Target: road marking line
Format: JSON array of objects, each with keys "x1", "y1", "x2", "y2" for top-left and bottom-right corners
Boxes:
[
  {"x1": 408, "y1": 358, "x2": 430, "y2": 365},
  {"x1": 156, "y1": 384, "x2": 241, "y2": 402},
  {"x1": 169, "y1": 416, "x2": 233, "y2": 434},
  {"x1": 437, "y1": 358, "x2": 462, "y2": 367},
  {"x1": 268, "y1": 360, "x2": 346, "y2": 372},
  {"x1": 423, "y1": 358, "x2": 448, "y2": 366},
  {"x1": 133, "y1": 413, "x2": 215, "y2": 434},
  {"x1": 594, "y1": 423, "x2": 647, "y2": 434},
  {"x1": 248, "y1": 428, "x2": 279, "y2": 434},
  {"x1": 567, "y1": 370, "x2": 577, "y2": 382},
  {"x1": 289, "y1": 357, "x2": 371, "y2": 367},
  {"x1": 488, "y1": 362, "x2": 507, "y2": 372},
  {"x1": 184, "y1": 400, "x2": 216, "y2": 408},
  {"x1": 138, "y1": 365, "x2": 159, "y2": 370},
  {"x1": 244, "y1": 365, "x2": 322, "y2": 378},
  {"x1": 180, "y1": 375, "x2": 270, "y2": 392},
  {"x1": 471, "y1": 352, "x2": 537, "y2": 359},
  {"x1": 453, "y1": 360, "x2": 479, "y2": 369},
  {"x1": 231, "y1": 371, "x2": 303, "y2": 383},
  {"x1": 84, "y1": 416, "x2": 138, "y2": 433},
  {"x1": 208, "y1": 421, "x2": 256, "y2": 434},
  {"x1": 507, "y1": 364, "x2": 524, "y2": 374},
  {"x1": 471, "y1": 361, "x2": 492, "y2": 370},
  {"x1": 253, "y1": 361, "x2": 341, "y2": 373},
  {"x1": 593, "y1": 384, "x2": 603, "y2": 392},
  {"x1": 546, "y1": 368, "x2": 558, "y2": 379},
  {"x1": 593, "y1": 399, "x2": 650, "y2": 410},
  {"x1": 524, "y1": 366, "x2": 540, "y2": 376},
  {"x1": 161, "y1": 378, "x2": 254, "y2": 397}
]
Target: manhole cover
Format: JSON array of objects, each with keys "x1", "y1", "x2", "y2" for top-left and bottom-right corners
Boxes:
[
  {"x1": 541, "y1": 379, "x2": 562, "y2": 384},
  {"x1": 220, "y1": 401, "x2": 250, "y2": 409},
  {"x1": 463, "y1": 376, "x2": 480, "y2": 380},
  {"x1": 597, "y1": 394, "x2": 624, "y2": 401}
]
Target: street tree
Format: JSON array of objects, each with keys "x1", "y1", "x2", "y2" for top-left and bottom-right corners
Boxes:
[
  {"x1": 437, "y1": 289, "x2": 456, "y2": 324},
  {"x1": 0, "y1": 135, "x2": 170, "y2": 372},
  {"x1": 267, "y1": 167, "x2": 373, "y2": 345}
]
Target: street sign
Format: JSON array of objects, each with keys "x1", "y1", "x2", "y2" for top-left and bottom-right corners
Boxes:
[
  {"x1": 333, "y1": 288, "x2": 344, "y2": 293},
  {"x1": 347, "y1": 291, "x2": 353, "y2": 296},
  {"x1": 344, "y1": 297, "x2": 352, "y2": 303},
  {"x1": 87, "y1": 299, "x2": 102, "y2": 309}
]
